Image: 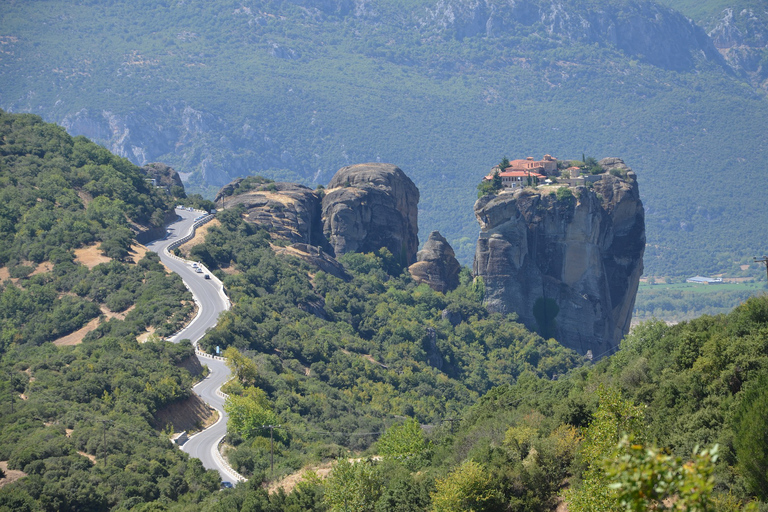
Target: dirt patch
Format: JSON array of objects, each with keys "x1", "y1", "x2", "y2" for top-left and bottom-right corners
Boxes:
[
  {"x1": 77, "y1": 190, "x2": 93, "y2": 206},
  {"x1": 30, "y1": 261, "x2": 54, "y2": 276},
  {"x1": 52, "y1": 304, "x2": 135, "y2": 347},
  {"x1": 100, "y1": 304, "x2": 134, "y2": 321},
  {"x1": 268, "y1": 461, "x2": 335, "y2": 495},
  {"x1": 74, "y1": 242, "x2": 149, "y2": 268},
  {"x1": 0, "y1": 267, "x2": 9, "y2": 282},
  {"x1": 723, "y1": 277, "x2": 754, "y2": 283},
  {"x1": 152, "y1": 394, "x2": 217, "y2": 434},
  {"x1": 53, "y1": 315, "x2": 102, "y2": 347},
  {"x1": 127, "y1": 244, "x2": 148, "y2": 264},
  {"x1": 137, "y1": 326, "x2": 156, "y2": 343},
  {"x1": 177, "y1": 218, "x2": 220, "y2": 257},
  {"x1": 268, "y1": 455, "x2": 382, "y2": 494},
  {"x1": 65, "y1": 429, "x2": 73, "y2": 438},
  {"x1": 74, "y1": 243, "x2": 111, "y2": 268},
  {"x1": 77, "y1": 451, "x2": 97, "y2": 464},
  {"x1": 0, "y1": 461, "x2": 27, "y2": 488}
]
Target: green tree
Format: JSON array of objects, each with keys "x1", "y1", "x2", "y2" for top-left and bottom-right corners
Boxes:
[
  {"x1": 605, "y1": 437, "x2": 719, "y2": 512},
  {"x1": 224, "y1": 387, "x2": 279, "y2": 441},
  {"x1": 377, "y1": 418, "x2": 430, "y2": 470},
  {"x1": 562, "y1": 386, "x2": 645, "y2": 512},
  {"x1": 223, "y1": 346, "x2": 261, "y2": 387},
  {"x1": 733, "y1": 372, "x2": 768, "y2": 500},
  {"x1": 324, "y1": 458, "x2": 382, "y2": 512},
  {"x1": 431, "y1": 460, "x2": 499, "y2": 512}
]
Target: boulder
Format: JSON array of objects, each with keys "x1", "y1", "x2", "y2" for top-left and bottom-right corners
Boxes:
[
  {"x1": 141, "y1": 162, "x2": 184, "y2": 191},
  {"x1": 322, "y1": 163, "x2": 419, "y2": 264},
  {"x1": 408, "y1": 231, "x2": 461, "y2": 293},
  {"x1": 473, "y1": 160, "x2": 644, "y2": 357}
]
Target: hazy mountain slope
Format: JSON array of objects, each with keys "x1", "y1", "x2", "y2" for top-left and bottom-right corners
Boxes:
[{"x1": 1, "y1": 0, "x2": 767, "y2": 275}]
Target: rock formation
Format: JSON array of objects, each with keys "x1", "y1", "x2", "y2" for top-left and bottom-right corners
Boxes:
[
  {"x1": 409, "y1": 231, "x2": 461, "y2": 293},
  {"x1": 215, "y1": 180, "x2": 326, "y2": 247},
  {"x1": 273, "y1": 243, "x2": 351, "y2": 282},
  {"x1": 141, "y1": 162, "x2": 184, "y2": 191},
  {"x1": 322, "y1": 163, "x2": 419, "y2": 264},
  {"x1": 473, "y1": 159, "x2": 644, "y2": 356}
]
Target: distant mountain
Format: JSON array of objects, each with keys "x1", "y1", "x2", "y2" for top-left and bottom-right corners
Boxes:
[{"x1": 1, "y1": 0, "x2": 767, "y2": 276}]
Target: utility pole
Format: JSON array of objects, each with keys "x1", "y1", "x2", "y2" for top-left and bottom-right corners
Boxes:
[
  {"x1": 263, "y1": 425, "x2": 280, "y2": 474},
  {"x1": 755, "y1": 256, "x2": 768, "y2": 284}
]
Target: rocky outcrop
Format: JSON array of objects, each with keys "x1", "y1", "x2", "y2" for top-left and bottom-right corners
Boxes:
[
  {"x1": 707, "y1": 7, "x2": 768, "y2": 91},
  {"x1": 473, "y1": 159, "x2": 644, "y2": 357},
  {"x1": 215, "y1": 180, "x2": 326, "y2": 247},
  {"x1": 141, "y1": 162, "x2": 184, "y2": 192},
  {"x1": 322, "y1": 163, "x2": 419, "y2": 264},
  {"x1": 420, "y1": 0, "x2": 725, "y2": 71},
  {"x1": 409, "y1": 231, "x2": 461, "y2": 293}
]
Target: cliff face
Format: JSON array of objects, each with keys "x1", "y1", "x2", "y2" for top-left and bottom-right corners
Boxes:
[
  {"x1": 409, "y1": 231, "x2": 461, "y2": 293},
  {"x1": 473, "y1": 162, "x2": 644, "y2": 356},
  {"x1": 215, "y1": 180, "x2": 326, "y2": 247},
  {"x1": 322, "y1": 163, "x2": 420, "y2": 264}
]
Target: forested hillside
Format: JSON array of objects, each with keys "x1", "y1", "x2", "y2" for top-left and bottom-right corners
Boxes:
[
  {"x1": 1, "y1": 0, "x2": 767, "y2": 277},
  {"x1": 185, "y1": 205, "x2": 580, "y2": 477},
  {"x1": 3, "y1": 111, "x2": 768, "y2": 511},
  {"x1": 0, "y1": 111, "x2": 224, "y2": 510}
]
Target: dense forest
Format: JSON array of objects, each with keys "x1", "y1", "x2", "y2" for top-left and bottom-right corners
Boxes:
[{"x1": 1, "y1": 0, "x2": 768, "y2": 278}]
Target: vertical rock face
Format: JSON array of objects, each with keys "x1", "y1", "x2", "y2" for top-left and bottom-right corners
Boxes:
[
  {"x1": 408, "y1": 231, "x2": 461, "y2": 293},
  {"x1": 473, "y1": 161, "x2": 644, "y2": 356},
  {"x1": 214, "y1": 181, "x2": 326, "y2": 247},
  {"x1": 322, "y1": 163, "x2": 420, "y2": 264}
]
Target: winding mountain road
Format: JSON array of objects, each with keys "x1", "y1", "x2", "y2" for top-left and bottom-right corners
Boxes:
[{"x1": 145, "y1": 208, "x2": 242, "y2": 485}]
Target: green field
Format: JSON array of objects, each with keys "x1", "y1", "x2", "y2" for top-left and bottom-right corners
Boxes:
[{"x1": 634, "y1": 279, "x2": 768, "y2": 324}]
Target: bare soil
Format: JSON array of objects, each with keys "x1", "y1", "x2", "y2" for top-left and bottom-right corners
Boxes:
[
  {"x1": 77, "y1": 451, "x2": 97, "y2": 464},
  {"x1": 74, "y1": 242, "x2": 149, "y2": 269},
  {"x1": 268, "y1": 461, "x2": 335, "y2": 495},
  {"x1": 152, "y1": 394, "x2": 217, "y2": 435},
  {"x1": 74, "y1": 243, "x2": 112, "y2": 268},
  {"x1": 137, "y1": 326, "x2": 156, "y2": 343},
  {"x1": 0, "y1": 461, "x2": 27, "y2": 489},
  {"x1": 30, "y1": 261, "x2": 54, "y2": 276},
  {"x1": 177, "y1": 218, "x2": 220, "y2": 257}
]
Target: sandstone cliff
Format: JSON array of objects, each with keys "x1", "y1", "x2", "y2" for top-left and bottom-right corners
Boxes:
[
  {"x1": 322, "y1": 163, "x2": 420, "y2": 265},
  {"x1": 409, "y1": 231, "x2": 461, "y2": 293},
  {"x1": 215, "y1": 180, "x2": 326, "y2": 248},
  {"x1": 473, "y1": 160, "x2": 644, "y2": 356}
]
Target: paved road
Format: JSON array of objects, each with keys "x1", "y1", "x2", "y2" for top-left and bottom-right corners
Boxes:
[{"x1": 145, "y1": 208, "x2": 239, "y2": 485}]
